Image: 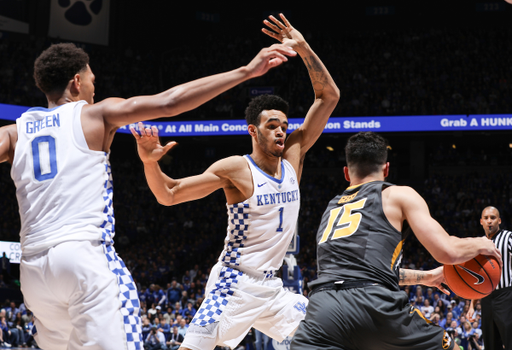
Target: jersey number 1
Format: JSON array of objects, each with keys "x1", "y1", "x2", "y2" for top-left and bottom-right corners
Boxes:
[
  {"x1": 318, "y1": 198, "x2": 367, "y2": 244},
  {"x1": 31, "y1": 135, "x2": 58, "y2": 181},
  {"x1": 277, "y1": 207, "x2": 284, "y2": 232}
]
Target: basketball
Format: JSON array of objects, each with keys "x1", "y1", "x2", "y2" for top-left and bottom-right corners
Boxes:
[{"x1": 443, "y1": 255, "x2": 501, "y2": 299}]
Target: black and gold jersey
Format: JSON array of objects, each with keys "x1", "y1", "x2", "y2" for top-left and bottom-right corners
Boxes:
[{"x1": 309, "y1": 180, "x2": 409, "y2": 291}]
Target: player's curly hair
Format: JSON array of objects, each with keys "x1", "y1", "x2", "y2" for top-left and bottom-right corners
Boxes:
[
  {"x1": 245, "y1": 94, "x2": 289, "y2": 126},
  {"x1": 345, "y1": 132, "x2": 388, "y2": 177},
  {"x1": 33, "y1": 43, "x2": 90, "y2": 95}
]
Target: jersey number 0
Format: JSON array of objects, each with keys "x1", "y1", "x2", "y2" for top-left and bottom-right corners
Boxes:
[
  {"x1": 31, "y1": 135, "x2": 58, "y2": 181},
  {"x1": 318, "y1": 198, "x2": 367, "y2": 244}
]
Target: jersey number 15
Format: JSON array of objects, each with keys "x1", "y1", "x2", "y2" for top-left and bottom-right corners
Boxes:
[{"x1": 318, "y1": 198, "x2": 367, "y2": 244}]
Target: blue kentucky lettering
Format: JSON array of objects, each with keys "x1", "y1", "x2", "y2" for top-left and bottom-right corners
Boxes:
[{"x1": 257, "y1": 190, "x2": 299, "y2": 206}]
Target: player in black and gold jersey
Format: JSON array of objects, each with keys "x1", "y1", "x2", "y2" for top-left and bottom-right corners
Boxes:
[{"x1": 291, "y1": 132, "x2": 501, "y2": 350}]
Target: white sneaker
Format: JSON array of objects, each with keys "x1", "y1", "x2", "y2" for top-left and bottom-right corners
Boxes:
[{"x1": 3, "y1": 342, "x2": 12, "y2": 348}]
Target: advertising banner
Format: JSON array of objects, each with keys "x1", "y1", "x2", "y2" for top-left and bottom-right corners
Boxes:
[
  {"x1": 0, "y1": 241, "x2": 22, "y2": 264},
  {"x1": 2, "y1": 103, "x2": 512, "y2": 135},
  {"x1": 120, "y1": 114, "x2": 512, "y2": 136}
]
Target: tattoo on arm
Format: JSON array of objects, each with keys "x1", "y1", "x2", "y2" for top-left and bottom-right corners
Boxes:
[
  {"x1": 304, "y1": 56, "x2": 325, "y2": 93},
  {"x1": 416, "y1": 273, "x2": 423, "y2": 283},
  {"x1": 304, "y1": 56, "x2": 322, "y2": 72},
  {"x1": 399, "y1": 269, "x2": 425, "y2": 285}
]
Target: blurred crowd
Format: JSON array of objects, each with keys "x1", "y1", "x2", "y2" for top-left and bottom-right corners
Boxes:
[{"x1": 1, "y1": 24, "x2": 511, "y2": 119}]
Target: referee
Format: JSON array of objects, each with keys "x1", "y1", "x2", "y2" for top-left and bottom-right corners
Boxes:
[{"x1": 469, "y1": 206, "x2": 512, "y2": 350}]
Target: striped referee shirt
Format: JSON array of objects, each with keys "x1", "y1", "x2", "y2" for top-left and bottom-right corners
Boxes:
[{"x1": 491, "y1": 229, "x2": 512, "y2": 290}]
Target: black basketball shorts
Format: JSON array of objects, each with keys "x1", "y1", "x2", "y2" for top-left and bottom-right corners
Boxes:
[{"x1": 291, "y1": 284, "x2": 453, "y2": 350}]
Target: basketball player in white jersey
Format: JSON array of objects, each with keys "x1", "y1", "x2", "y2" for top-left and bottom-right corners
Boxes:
[
  {"x1": 0, "y1": 41, "x2": 296, "y2": 350},
  {"x1": 131, "y1": 14, "x2": 339, "y2": 350}
]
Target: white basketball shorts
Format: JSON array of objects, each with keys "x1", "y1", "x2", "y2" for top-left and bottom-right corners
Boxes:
[
  {"x1": 20, "y1": 240, "x2": 142, "y2": 350},
  {"x1": 181, "y1": 262, "x2": 308, "y2": 350}
]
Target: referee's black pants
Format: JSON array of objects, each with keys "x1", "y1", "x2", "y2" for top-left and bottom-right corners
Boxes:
[{"x1": 481, "y1": 286, "x2": 512, "y2": 350}]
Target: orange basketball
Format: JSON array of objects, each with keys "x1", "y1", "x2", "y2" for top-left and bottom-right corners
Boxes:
[{"x1": 443, "y1": 255, "x2": 501, "y2": 299}]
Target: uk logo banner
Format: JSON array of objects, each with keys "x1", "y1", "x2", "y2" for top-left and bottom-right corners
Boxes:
[{"x1": 48, "y1": 0, "x2": 110, "y2": 45}]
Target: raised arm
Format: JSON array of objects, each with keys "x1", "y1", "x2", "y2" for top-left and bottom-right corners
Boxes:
[
  {"x1": 91, "y1": 44, "x2": 297, "y2": 128},
  {"x1": 0, "y1": 125, "x2": 17, "y2": 164},
  {"x1": 389, "y1": 186, "x2": 502, "y2": 266},
  {"x1": 263, "y1": 14, "x2": 340, "y2": 161},
  {"x1": 130, "y1": 123, "x2": 244, "y2": 206}
]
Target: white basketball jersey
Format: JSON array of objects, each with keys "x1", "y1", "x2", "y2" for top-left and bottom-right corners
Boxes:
[
  {"x1": 11, "y1": 101, "x2": 115, "y2": 256},
  {"x1": 218, "y1": 155, "x2": 300, "y2": 274}
]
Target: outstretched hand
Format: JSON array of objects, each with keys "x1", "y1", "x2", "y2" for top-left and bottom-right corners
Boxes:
[
  {"x1": 130, "y1": 122, "x2": 177, "y2": 163},
  {"x1": 246, "y1": 44, "x2": 297, "y2": 78},
  {"x1": 262, "y1": 13, "x2": 306, "y2": 51}
]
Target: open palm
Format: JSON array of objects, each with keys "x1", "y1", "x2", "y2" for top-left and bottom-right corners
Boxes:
[
  {"x1": 262, "y1": 13, "x2": 305, "y2": 50},
  {"x1": 130, "y1": 122, "x2": 176, "y2": 163}
]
